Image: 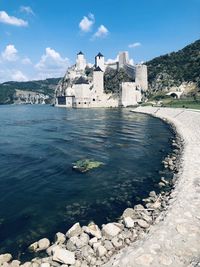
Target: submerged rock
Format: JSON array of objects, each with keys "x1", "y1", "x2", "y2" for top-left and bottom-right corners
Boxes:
[{"x1": 72, "y1": 159, "x2": 103, "y2": 173}]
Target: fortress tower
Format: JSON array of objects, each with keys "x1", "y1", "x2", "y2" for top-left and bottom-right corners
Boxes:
[
  {"x1": 76, "y1": 51, "x2": 86, "y2": 71},
  {"x1": 95, "y1": 52, "x2": 105, "y2": 72},
  {"x1": 118, "y1": 51, "x2": 129, "y2": 68},
  {"x1": 135, "y1": 64, "x2": 148, "y2": 91},
  {"x1": 93, "y1": 66, "x2": 104, "y2": 97}
]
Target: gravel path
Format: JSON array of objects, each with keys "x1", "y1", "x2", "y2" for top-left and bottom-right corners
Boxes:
[{"x1": 103, "y1": 107, "x2": 200, "y2": 267}]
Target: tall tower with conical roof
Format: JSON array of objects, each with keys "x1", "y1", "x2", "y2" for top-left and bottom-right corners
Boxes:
[
  {"x1": 95, "y1": 52, "x2": 105, "y2": 72},
  {"x1": 76, "y1": 51, "x2": 86, "y2": 71}
]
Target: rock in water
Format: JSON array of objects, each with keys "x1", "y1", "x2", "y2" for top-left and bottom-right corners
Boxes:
[
  {"x1": 55, "y1": 232, "x2": 66, "y2": 244},
  {"x1": 37, "y1": 238, "x2": 50, "y2": 251},
  {"x1": 66, "y1": 222, "x2": 82, "y2": 238},
  {"x1": 0, "y1": 254, "x2": 12, "y2": 264},
  {"x1": 72, "y1": 159, "x2": 103, "y2": 173}
]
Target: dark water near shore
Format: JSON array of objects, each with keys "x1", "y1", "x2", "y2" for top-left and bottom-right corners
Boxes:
[{"x1": 0, "y1": 105, "x2": 174, "y2": 258}]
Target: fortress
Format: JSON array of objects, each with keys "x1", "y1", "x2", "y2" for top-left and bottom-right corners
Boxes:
[{"x1": 55, "y1": 51, "x2": 148, "y2": 108}]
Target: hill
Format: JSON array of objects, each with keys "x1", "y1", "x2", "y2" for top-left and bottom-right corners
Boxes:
[
  {"x1": 146, "y1": 39, "x2": 200, "y2": 93},
  {"x1": 0, "y1": 78, "x2": 60, "y2": 104}
]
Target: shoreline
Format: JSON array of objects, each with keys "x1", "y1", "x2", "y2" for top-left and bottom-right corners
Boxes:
[
  {"x1": 103, "y1": 107, "x2": 200, "y2": 267},
  {"x1": 0, "y1": 107, "x2": 193, "y2": 267}
]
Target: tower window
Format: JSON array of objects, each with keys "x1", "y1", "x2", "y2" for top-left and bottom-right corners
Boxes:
[{"x1": 93, "y1": 99, "x2": 96, "y2": 101}]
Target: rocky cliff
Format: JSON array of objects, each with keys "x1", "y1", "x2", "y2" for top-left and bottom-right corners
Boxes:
[{"x1": 0, "y1": 78, "x2": 60, "y2": 104}]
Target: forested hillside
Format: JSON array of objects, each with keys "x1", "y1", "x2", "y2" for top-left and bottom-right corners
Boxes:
[{"x1": 147, "y1": 39, "x2": 200, "y2": 92}]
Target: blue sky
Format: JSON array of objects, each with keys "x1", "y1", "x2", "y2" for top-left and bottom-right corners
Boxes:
[{"x1": 0, "y1": 0, "x2": 199, "y2": 82}]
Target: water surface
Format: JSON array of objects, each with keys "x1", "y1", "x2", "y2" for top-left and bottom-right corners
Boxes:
[{"x1": 0, "y1": 105, "x2": 174, "y2": 257}]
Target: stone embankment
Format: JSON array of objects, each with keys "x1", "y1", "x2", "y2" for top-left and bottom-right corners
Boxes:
[
  {"x1": 104, "y1": 107, "x2": 200, "y2": 267},
  {"x1": 1, "y1": 107, "x2": 199, "y2": 267}
]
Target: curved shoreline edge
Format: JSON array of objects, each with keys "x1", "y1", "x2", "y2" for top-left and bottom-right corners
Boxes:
[{"x1": 104, "y1": 107, "x2": 200, "y2": 267}]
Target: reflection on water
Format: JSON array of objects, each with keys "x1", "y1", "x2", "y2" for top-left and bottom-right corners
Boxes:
[{"x1": 0, "y1": 105, "x2": 174, "y2": 257}]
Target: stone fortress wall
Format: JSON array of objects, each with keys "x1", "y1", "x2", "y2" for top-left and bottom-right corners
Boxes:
[{"x1": 55, "y1": 51, "x2": 148, "y2": 108}]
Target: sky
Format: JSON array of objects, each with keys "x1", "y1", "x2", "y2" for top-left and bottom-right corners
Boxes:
[{"x1": 0, "y1": 0, "x2": 199, "y2": 82}]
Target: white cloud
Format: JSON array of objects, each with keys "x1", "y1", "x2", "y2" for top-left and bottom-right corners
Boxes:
[
  {"x1": 11, "y1": 70, "x2": 28, "y2": 81},
  {"x1": 128, "y1": 42, "x2": 141, "y2": 48},
  {"x1": 93, "y1": 25, "x2": 109, "y2": 39},
  {"x1": 22, "y1": 57, "x2": 32, "y2": 65},
  {"x1": 35, "y1": 47, "x2": 69, "y2": 78},
  {"x1": 129, "y1": 58, "x2": 134, "y2": 65},
  {"x1": 79, "y1": 13, "x2": 95, "y2": 32},
  {"x1": 0, "y1": 11, "x2": 28, "y2": 27},
  {"x1": 105, "y1": 57, "x2": 118, "y2": 64},
  {"x1": 2, "y1": 44, "x2": 18, "y2": 61},
  {"x1": 20, "y1": 6, "x2": 35, "y2": 16}
]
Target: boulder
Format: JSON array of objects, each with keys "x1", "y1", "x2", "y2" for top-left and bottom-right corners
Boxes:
[
  {"x1": 89, "y1": 237, "x2": 98, "y2": 246},
  {"x1": 0, "y1": 254, "x2": 12, "y2": 264},
  {"x1": 66, "y1": 237, "x2": 78, "y2": 251},
  {"x1": 102, "y1": 223, "x2": 122, "y2": 239},
  {"x1": 37, "y1": 238, "x2": 50, "y2": 251},
  {"x1": 93, "y1": 242, "x2": 102, "y2": 252},
  {"x1": 124, "y1": 217, "x2": 135, "y2": 228},
  {"x1": 83, "y1": 222, "x2": 102, "y2": 239},
  {"x1": 137, "y1": 219, "x2": 150, "y2": 229},
  {"x1": 53, "y1": 248, "x2": 75, "y2": 265},
  {"x1": 55, "y1": 232, "x2": 66, "y2": 245},
  {"x1": 80, "y1": 245, "x2": 95, "y2": 258},
  {"x1": 40, "y1": 264, "x2": 50, "y2": 267},
  {"x1": 66, "y1": 223, "x2": 82, "y2": 238},
  {"x1": 111, "y1": 236, "x2": 123, "y2": 248},
  {"x1": 96, "y1": 245, "x2": 107, "y2": 257},
  {"x1": 141, "y1": 213, "x2": 152, "y2": 223},
  {"x1": 28, "y1": 242, "x2": 38, "y2": 252},
  {"x1": 46, "y1": 244, "x2": 60, "y2": 256},
  {"x1": 10, "y1": 260, "x2": 21, "y2": 267},
  {"x1": 149, "y1": 191, "x2": 157, "y2": 198},
  {"x1": 79, "y1": 233, "x2": 89, "y2": 246},
  {"x1": 22, "y1": 262, "x2": 31, "y2": 267},
  {"x1": 122, "y1": 208, "x2": 135, "y2": 219},
  {"x1": 134, "y1": 204, "x2": 145, "y2": 210},
  {"x1": 103, "y1": 240, "x2": 113, "y2": 251}
]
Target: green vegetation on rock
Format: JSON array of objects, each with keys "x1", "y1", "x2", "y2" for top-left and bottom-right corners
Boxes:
[
  {"x1": 72, "y1": 159, "x2": 104, "y2": 173},
  {"x1": 104, "y1": 68, "x2": 133, "y2": 94}
]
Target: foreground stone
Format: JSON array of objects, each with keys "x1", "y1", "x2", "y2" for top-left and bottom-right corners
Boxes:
[
  {"x1": 52, "y1": 247, "x2": 75, "y2": 265},
  {"x1": 0, "y1": 254, "x2": 12, "y2": 264},
  {"x1": 66, "y1": 222, "x2": 82, "y2": 238},
  {"x1": 102, "y1": 223, "x2": 122, "y2": 239}
]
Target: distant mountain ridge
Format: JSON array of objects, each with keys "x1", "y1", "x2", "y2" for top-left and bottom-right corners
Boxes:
[
  {"x1": 0, "y1": 78, "x2": 60, "y2": 104},
  {"x1": 146, "y1": 39, "x2": 200, "y2": 92}
]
